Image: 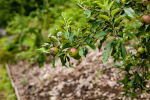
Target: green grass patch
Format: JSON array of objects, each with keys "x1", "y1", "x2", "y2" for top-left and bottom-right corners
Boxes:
[{"x1": 0, "y1": 65, "x2": 17, "y2": 100}]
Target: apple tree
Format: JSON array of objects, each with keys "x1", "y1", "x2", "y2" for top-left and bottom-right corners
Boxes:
[{"x1": 39, "y1": 0, "x2": 150, "y2": 98}]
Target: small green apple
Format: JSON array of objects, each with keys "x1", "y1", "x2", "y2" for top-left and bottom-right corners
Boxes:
[
  {"x1": 138, "y1": 47, "x2": 145, "y2": 54},
  {"x1": 50, "y1": 47, "x2": 59, "y2": 55}
]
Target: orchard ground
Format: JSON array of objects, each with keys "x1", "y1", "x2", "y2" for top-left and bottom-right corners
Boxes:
[{"x1": 8, "y1": 46, "x2": 150, "y2": 100}]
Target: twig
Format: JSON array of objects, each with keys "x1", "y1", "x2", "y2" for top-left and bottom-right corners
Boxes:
[
  {"x1": 5, "y1": 63, "x2": 21, "y2": 100},
  {"x1": 95, "y1": 9, "x2": 107, "y2": 13},
  {"x1": 77, "y1": 3, "x2": 87, "y2": 10},
  {"x1": 76, "y1": 32, "x2": 94, "y2": 49}
]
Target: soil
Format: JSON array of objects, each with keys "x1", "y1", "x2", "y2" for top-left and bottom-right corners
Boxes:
[{"x1": 8, "y1": 48, "x2": 150, "y2": 100}]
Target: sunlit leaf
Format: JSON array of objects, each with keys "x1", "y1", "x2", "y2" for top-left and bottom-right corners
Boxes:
[
  {"x1": 79, "y1": 48, "x2": 84, "y2": 57},
  {"x1": 107, "y1": 1, "x2": 114, "y2": 11},
  {"x1": 124, "y1": 7, "x2": 135, "y2": 17},
  {"x1": 86, "y1": 42, "x2": 96, "y2": 50},
  {"x1": 111, "y1": 8, "x2": 120, "y2": 17},
  {"x1": 100, "y1": 15, "x2": 109, "y2": 21},
  {"x1": 69, "y1": 30, "x2": 75, "y2": 42},
  {"x1": 125, "y1": 32, "x2": 138, "y2": 41},
  {"x1": 84, "y1": 10, "x2": 91, "y2": 18}
]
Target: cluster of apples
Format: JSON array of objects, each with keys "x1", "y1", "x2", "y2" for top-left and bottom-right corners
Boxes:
[
  {"x1": 50, "y1": 47, "x2": 81, "y2": 60},
  {"x1": 136, "y1": 15, "x2": 150, "y2": 57},
  {"x1": 50, "y1": 13, "x2": 150, "y2": 60}
]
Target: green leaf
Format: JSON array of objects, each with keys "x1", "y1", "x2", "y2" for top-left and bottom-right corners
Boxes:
[
  {"x1": 42, "y1": 43, "x2": 50, "y2": 46},
  {"x1": 64, "y1": 27, "x2": 68, "y2": 31},
  {"x1": 46, "y1": 36, "x2": 59, "y2": 43},
  {"x1": 116, "y1": 69, "x2": 123, "y2": 74},
  {"x1": 69, "y1": 62, "x2": 74, "y2": 68},
  {"x1": 92, "y1": 21, "x2": 101, "y2": 31},
  {"x1": 111, "y1": 8, "x2": 120, "y2": 17},
  {"x1": 62, "y1": 43, "x2": 70, "y2": 50},
  {"x1": 103, "y1": 42, "x2": 112, "y2": 63},
  {"x1": 100, "y1": 15, "x2": 109, "y2": 21},
  {"x1": 115, "y1": 63, "x2": 123, "y2": 68},
  {"x1": 82, "y1": 28, "x2": 87, "y2": 34},
  {"x1": 45, "y1": 49, "x2": 50, "y2": 53},
  {"x1": 120, "y1": 42, "x2": 126, "y2": 60},
  {"x1": 125, "y1": 32, "x2": 138, "y2": 41},
  {"x1": 60, "y1": 54, "x2": 66, "y2": 66},
  {"x1": 138, "y1": 24, "x2": 146, "y2": 36},
  {"x1": 114, "y1": 15, "x2": 122, "y2": 25},
  {"x1": 125, "y1": 65, "x2": 131, "y2": 72},
  {"x1": 132, "y1": 90, "x2": 137, "y2": 98},
  {"x1": 62, "y1": 12, "x2": 66, "y2": 18},
  {"x1": 84, "y1": 10, "x2": 91, "y2": 18},
  {"x1": 67, "y1": 21, "x2": 72, "y2": 25},
  {"x1": 69, "y1": 30, "x2": 75, "y2": 42},
  {"x1": 95, "y1": 31, "x2": 109, "y2": 39},
  {"x1": 146, "y1": 41, "x2": 150, "y2": 53},
  {"x1": 130, "y1": 78, "x2": 134, "y2": 86},
  {"x1": 98, "y1": 36, "x2": 106, "y2": 50},
  {"x1": 79, "y1": 48, "x2": 84, "y2": 57},
  {"x1": 146, "y1": 25, "x2": 150, "y2": 32},
  {"x1": 60, "y1": 20, "x2": 65, "y2": 25},
  {"x1": 86, "y1": 42, "x2": 96, "y2": 50},
  {"x1": 66, "y1": 56, "x2": 74, "y2": 68},
  {"x1": 107, "y1": 1, "x2": 114, "y2": 11},
  {"x1": 129, "y1": 92, "x2": 132, "y2": 97},
  {"x1": 52, "y1": 56, "x2": 55, "y2": 68},
  {"x1": 96, "y1": 3, "x2": 105, "y2": 9},
  {"x1": 146, "y1": 75, "x2": 150, "y2": 79},
  {"x1": 104, "y1": 0, "x2": 109, "y2": 6},
  {"x1": 37, "y1": 48, "x2": 45, "y2": 52},
  {"x1": 135, "y1": 76, "x2": 141, "y2": 84},
  {"x1": 84, "y1": 47, "x2": 88, "y2": 57},
  {"x1": 124, "y1": 7, "x2": 135, "y2": 17},
  {"x1": 59, "y1": 39, "x2": 70, "y2": 43},
  {"x1": 60, "y1": 32, "x2": 69, "y2": 39}
]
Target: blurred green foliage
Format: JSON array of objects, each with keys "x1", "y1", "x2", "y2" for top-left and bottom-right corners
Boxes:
[
  {"x1": 0, "y1": 0, "x2": 87, "y2": 66},
  {"x1": 0, "y1": 0, "x2": 43, "y2": 27},
  {"x1": 0, "y1": 0, "x2": 87, "y2": 98}
]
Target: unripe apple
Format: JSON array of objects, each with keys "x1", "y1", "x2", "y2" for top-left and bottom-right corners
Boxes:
[
  {"x1": 69, "y1": 48, "x2": 81, "y2": 60},
  {"x1": 69, "y1": 48, "x2": 78, "y2": 57},
  {"x1": 138, "y1": 47, "x2": 145, "y2": 54},
  {"x1": 50, "y1": 47, "x2": 59, "y2": 55},
  {"x1": 141, "y1": 15, "x2": 150, "y2": 25}
]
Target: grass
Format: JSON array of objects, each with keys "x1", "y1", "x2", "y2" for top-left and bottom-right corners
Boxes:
[{"x1": 0, "y1": 64, "x2": 17, "y2": 100}]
